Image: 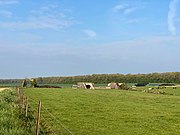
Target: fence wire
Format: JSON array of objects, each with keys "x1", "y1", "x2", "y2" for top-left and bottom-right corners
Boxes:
[
  {"x1": 41, "y1": 105, "x2": 74, "y2": 135},
  {"x1": 24, "y1": 92, "x2": 73, "y2": 135}
]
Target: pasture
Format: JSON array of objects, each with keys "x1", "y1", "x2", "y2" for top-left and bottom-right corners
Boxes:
[{"x1": 24, "y1": 87, "x2": 180, "y2": 135}]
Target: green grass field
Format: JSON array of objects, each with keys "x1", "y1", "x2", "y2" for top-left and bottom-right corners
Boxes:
[
  {"x1": 0, "y1": 83, "x2": 21, "y2": 87},
  {"x1": 24, "y1": 87, "x2": 180, "y2": 135}
]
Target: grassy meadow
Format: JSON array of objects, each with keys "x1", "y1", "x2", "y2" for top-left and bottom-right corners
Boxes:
[
  {"x1": 0, "y1": 83, "x2": 21, "y2": 87},
  {"x1": 24, "y1": 87, "x2": 180, "y2": 135}
]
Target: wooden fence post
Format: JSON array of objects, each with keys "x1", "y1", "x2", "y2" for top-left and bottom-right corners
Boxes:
[
  {"x1": 17, "y1": 88, "x2": 20, "y2": 98},
  {"x1": 25, "y1": 96, "x2": 28, "y2": 117},
  {"x1": 16, "y1": 87, "x2": 20, "y2": 108},
  {"x1": 16, "y1": 86, "x2": 18, "y2": 96},
  {"x1": 22, "y1": 94, "x2": 24, "y2": 110},
  {"x1": 36, "y1": 101, "x2": 42, "y2": 135},
  {"x1": 16, "y1": 87, "x2": 18, "y2": 97}
]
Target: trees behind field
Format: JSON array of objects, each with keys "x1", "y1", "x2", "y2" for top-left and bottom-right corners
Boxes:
[
  {"x1": 0, "y1": 79, "x2": 21, "y2": 84},
  {"x1": 37, "y1": 72, "x2": 180, "y2": 84},
  {"x1": 0, "y1": 72, "x2": 180, "y2": 84}
]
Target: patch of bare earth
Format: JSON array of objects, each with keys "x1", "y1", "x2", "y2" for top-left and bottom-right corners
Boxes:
[{"x1": 0, "y1": 88, "x2": 9, "y2": 92}]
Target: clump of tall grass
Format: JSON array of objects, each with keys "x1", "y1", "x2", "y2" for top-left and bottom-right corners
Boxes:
[{"x1": 0, "y1": 90, "x2": 36, "y2": 135}]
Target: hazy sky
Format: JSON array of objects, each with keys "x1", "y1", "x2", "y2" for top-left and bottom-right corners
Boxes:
[{"x1": 0, "y1": 0, "x2": 180, "y2": 78}]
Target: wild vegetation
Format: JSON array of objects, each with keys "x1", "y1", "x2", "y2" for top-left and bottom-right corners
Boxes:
[
  {"x1": 24, "y1": 87, "x2": 180, "y2": 135},
  {"x1": 0, "y1": 89, "x2": 36, "y2": 135}
]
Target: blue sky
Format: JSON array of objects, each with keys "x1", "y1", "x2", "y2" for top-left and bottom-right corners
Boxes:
[{"x1": 0, "y1": 0, "x2": 180, "y2": 79}]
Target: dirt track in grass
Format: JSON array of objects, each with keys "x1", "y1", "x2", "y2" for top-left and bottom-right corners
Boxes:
[{"x1": 0, "y1": 88, "x2": 9, "y2": 92}]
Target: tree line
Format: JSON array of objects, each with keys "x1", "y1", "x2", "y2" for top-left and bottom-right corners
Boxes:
[{"x1": 1, "y1": 72, "x2": 179, "y2": 84}]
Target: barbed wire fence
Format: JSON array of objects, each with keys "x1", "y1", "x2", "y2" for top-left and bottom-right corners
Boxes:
[{"x1": 15, "y1": 87, "x2": 74, "y2": 135}]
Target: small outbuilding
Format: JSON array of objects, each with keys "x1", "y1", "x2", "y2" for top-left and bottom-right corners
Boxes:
[
  {"x1": 77, "y1": 82, "x2": 95, "y2": 89},
  {"x1": 108, "y1": 83, "x2": 120, "y2": 89},
  {"x1": 108, "y1": 83, "x2": 129, "y2": 90}
]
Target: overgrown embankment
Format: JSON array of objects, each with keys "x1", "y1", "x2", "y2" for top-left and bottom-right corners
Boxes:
[{"x1": 0, "y1": 89, "x2": 36, "y2": 135}]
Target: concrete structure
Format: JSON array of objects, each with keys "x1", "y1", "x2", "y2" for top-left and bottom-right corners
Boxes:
[
  {"x1": 108, "y1": 83, "x2": 120, "y2": 89},
  {"x1": 77, "y1": 82, "x2": 95, "y2": 89},
  {"x1": 108, "y1": 83, "x2": 129, "y2": 90}
]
